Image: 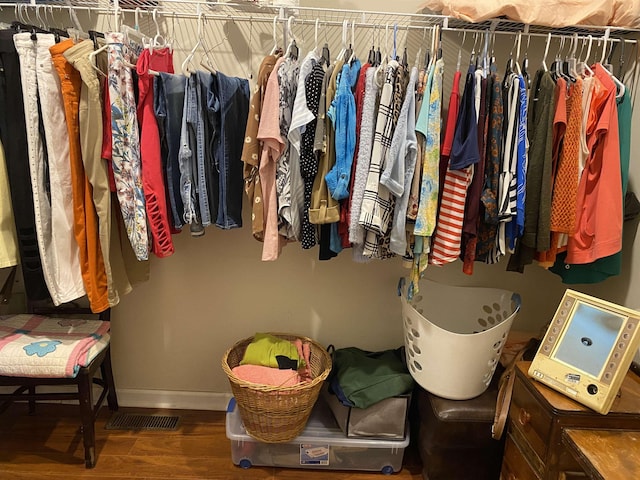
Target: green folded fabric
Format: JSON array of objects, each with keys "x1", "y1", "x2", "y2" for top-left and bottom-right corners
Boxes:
[
  {"x1": 240, "y1": 333, "x2": 301, "y2": 369},
  {"x1": 331, "y1": 347, "x2": 414, "y2": 409}
]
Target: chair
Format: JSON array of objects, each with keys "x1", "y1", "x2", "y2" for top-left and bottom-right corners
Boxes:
[{"x1": 0, "y1": 266, "x2": 118, "y2": 468}]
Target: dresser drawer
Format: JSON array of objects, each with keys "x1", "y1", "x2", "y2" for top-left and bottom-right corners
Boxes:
[
  {"x1": 510, "y1": 373, "x2": 553, "y2": 463},
  {"x1": 502, "y1": 434, "x2": 540, "y2": 480}
]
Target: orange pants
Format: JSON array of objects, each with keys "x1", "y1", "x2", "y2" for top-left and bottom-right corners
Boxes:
[{"x1": 50, "y1": 39, "x2": 109, "y2": 313}]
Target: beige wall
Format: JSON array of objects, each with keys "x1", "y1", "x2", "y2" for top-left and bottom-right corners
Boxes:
[{"x1": 1, "y1": 1, "x2": 638, "y2": 408}]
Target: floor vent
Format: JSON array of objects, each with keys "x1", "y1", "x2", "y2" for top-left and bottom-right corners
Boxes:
[{"x1": 105, "y1": 413, "x2": 180, "y2": 431}]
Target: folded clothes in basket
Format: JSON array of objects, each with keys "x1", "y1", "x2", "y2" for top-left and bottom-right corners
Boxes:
[
  {"x1": 233, "y1": 333, "x2": 312, "y2": 386},
  {"x1": 232, "y1": 364, "x2": 303, "y2": 387},
  {"x1": 0, "y1": 314, "x2": 110, "y2": 378}
]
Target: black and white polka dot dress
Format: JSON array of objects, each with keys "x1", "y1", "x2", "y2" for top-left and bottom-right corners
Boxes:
[{"x1": 300, "y1": 60, "x2": 325, "y2": 250}]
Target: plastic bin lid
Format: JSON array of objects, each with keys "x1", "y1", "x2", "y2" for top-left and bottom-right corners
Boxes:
[{"x1": 225, "y1": 394, "x2": 409, "y2": 448}]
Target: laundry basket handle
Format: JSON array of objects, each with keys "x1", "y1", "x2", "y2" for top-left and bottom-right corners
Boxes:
[{"x1": 511, "y1": 292, "x2": 522, "y2": 314}]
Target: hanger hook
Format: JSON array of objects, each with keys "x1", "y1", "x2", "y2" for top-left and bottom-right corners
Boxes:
[
  {"x1": 351, "y1": 19, "x2": 355, "y2": 47},
  {"x1": 315, "y1": 19, "x2": 319, "y2": 48},
  {"x1": 542, "y1": 32, "x2": 551, "y2": 71},
  {"x1": 287, "y1": 16, "x2": 295, "y2": 43},
  {"x1": 600, "y1": 28, "x2": 611, "y2": 64},
  {"x1": 273, "y1": 15, "x2": 278, "y2": 47}
]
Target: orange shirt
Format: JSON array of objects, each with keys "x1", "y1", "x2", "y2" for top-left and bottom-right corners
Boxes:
[{"x1": 566, "y1": 65, "x2": 622, "y2": 264}]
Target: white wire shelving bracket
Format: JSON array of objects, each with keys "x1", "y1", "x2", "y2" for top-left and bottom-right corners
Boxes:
[{"x1": 1, "y1": 0, "x2": 639, "y2": 43}]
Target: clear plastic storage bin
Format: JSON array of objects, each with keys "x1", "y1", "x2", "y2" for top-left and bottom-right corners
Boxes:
[{"x1": 226, "y1": 394, "x2": 409, "y2": 474}]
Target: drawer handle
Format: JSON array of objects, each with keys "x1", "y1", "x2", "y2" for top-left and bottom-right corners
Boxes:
[{"x1": 518, "y1": 408, "x2": 531, "y2": 427}]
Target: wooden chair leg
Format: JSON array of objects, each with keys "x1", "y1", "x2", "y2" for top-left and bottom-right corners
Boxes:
[
  {"x1": 101, "y1": 346, "x2": 119, "y2": 411},
  {"x1": 78, "y1": 371, "x2": 96, "y2": 468}
]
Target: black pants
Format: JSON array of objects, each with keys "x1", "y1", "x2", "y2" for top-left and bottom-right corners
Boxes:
[{"x1": 0, "y1": 30, "x2": 50, "y2": 302}]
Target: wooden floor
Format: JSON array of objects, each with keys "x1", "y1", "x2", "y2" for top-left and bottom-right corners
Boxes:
[{"x1": 0, "y1": 403, "x2": 424, "y2": 479}]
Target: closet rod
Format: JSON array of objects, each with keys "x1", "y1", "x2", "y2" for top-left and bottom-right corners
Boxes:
[{"x1": 0, "y1": 2, "x2": 636, "y2": 45}]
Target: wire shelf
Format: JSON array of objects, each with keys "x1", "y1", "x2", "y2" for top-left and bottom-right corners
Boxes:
[{"x1": 2, "y1": 1, "x2": 639, "y2": 38}]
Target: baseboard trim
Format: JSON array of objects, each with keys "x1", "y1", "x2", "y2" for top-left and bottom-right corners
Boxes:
[
  {"x1": 0, "y1": 386, "x2": 232, "y2": 411},
  {"x1": 118, "y1": 389, "x2": 232, "y2": 411}
]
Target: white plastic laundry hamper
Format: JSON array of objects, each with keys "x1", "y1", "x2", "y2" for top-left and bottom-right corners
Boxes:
[{"x1": 400, "y1": 279, "x2": 521, "y2": 400}]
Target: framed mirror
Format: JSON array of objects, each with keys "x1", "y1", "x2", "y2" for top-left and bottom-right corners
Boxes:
[{"x1": 529, "y1": 289, "x2": 640, "y2": 414}]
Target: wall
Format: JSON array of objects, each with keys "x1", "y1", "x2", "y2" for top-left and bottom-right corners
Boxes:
[{"x1": 1, "y1": 1, "x2": 638, "y2": 409}]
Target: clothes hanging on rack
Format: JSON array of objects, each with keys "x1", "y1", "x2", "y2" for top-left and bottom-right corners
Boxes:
[
  {"x1": 0, "y1": 7, "x2": 635, "y2": 304},
  {"x1": 137, "y1": 46, "x2": 175, "y2": 257},
  {"x1": 51, "y1": 38, "x2": 110, "y2": 312}
]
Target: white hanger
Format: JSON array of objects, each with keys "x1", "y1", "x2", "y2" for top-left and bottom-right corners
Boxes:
[
  {"x1": 580, "y1": 35, "x2": 595, "y2": 76},
  {"x1": 347, "y1": 20, "x2": 356, "y2": 64},
  {"x1": 151, "y1": 9, "x2": 167, "y2": 54},
  {"x1": 269, "y1": 15, "x2": 279, "y2": 55},
  {"x1": 314, "y1": 19, "x2": 320, "y2": 55},
  {"x1": 336, "y1": 20, "x2": 348, "y2": 63},
  {"x1": 599, "y1": 28, "x2": 610, "y2": 65},
  {"x1": 181, "y1": 13, "x2": 204, "y2": 76},
  {"x1": 414, "y1": 27, "x2": 426, "y2": 70},
  {"x1": 89, "y1": 41, "x2": 109, "y2": 78},
  {"x1": 514, "y1": 31, "x2": 522, "y2": 75},
  {"x1": 284, "y1": 16, "x2": 297, "y2": 58},
  {"x1": 542, "y1": 33, "x2": 551, "y2": 72},
  {"x1": 598, "y1": 29, "x2": 626, "y2": 98}
]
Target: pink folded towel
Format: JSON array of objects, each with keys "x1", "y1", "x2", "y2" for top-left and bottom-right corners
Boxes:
[{"x1": 232, "y1": 364, "x2": 301, "y2": 387}]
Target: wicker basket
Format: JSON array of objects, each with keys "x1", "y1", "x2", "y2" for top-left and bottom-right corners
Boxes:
[{"x1": 221, "y1": 333, "x2": 332, "y2": 443}]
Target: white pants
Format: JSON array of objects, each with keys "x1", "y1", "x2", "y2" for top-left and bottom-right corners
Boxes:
[{"x1": 14, "y1": 33, "x2": 85, "y2": 305}]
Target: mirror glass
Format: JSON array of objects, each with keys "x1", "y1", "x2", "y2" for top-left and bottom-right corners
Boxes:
[{"x1": 552, "y1": 302, "x2": 626, "y2": 377}]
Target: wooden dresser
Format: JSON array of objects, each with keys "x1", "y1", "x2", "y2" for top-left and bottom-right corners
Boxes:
[
  {"x1": 500, "y1": 361, "x2": 640, "y2": 480},
  {"x1": 562, "y1": 429, "x2": 640, "y2": 479}
]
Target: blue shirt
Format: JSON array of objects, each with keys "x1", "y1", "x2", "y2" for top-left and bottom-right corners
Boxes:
[{"x1": 325, "y1": 59, "x2": 361, "y2": 201}]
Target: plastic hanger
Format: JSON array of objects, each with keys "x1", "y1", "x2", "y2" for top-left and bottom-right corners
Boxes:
[
  {"x1": 514, "y1": 32, "x2": 522, "y2": 76},
  {"x1": 521, "y1": 27, "x2": 531, "y2": 88},
  {"x1": 181, "y1": 13, "x2": 205, "y2": 76},
  {"x1": 269, "y1": 15, "x2": 280, "y2": 56},
  {"x1": 143, "y1": 9, "x2": 167, "y2": 54},
  {"x1": 197, "y1": 16, "x2": 218, "y2": 75},
  {"x1": 456, "y1": 31, "x2": 466, "y2": 73},
  {"x1": 579, "y1": 35, "x2": 595, "y2": 76},
  {"x1": 88, "y1": 42, "x2": 109, "y2": 78},
  {"x1": 347, "y1": 21, "x2": 356, "y2": 64},
  {"x1": 313, "y1": 19, "x2": 321, "y2": 57},
  {"x1": 336, "y1": 20, "x2": 348, "y2": 64},
  {"x1": 469, "y1": 31, "x2": 479, "y2": 69},
  {"x1": 598, "y1": 29, "x2": 626, "y2": 99},
  {"x1": 322, "y1": 21, "x2": 331, "y2": 66},
  {"x1": 568, "y1": 33, "x2": 579, "y2": 80},
  {"x1": 284, "y1": 16, "x2": 299, "y2": 60},
  {"x1": 414, "y1": 27, "x2": 426, "y2": 70},
  {"x1": 542, "y1": 33, "x2": 551, "y2": 72},
  {"x1": 401, "y1": 26, "x2": 409, "y2": 70},
  {"x1": 119, "y1": 7, "x2": 147, "y2": 47},
  {"x1": 615, "y1": 39, "x2": 624, "y2": 79}
]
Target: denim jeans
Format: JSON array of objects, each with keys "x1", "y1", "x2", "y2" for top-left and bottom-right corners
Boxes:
[
  {"x1": 0, "y1": 30, "x2": 49, "y2": 301},
  {"x1": 154, "y1": 72, "x2": 186, "y2": 230},
  {"x1": 198, "y1": 71, "x2": 218, "y2": 227},
  {"x1": 208, "y1": 71, "x2": 249, "y2": 229},
  {"x1": 178, "y1": 74, "x2": 204, "y2": 234}
]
